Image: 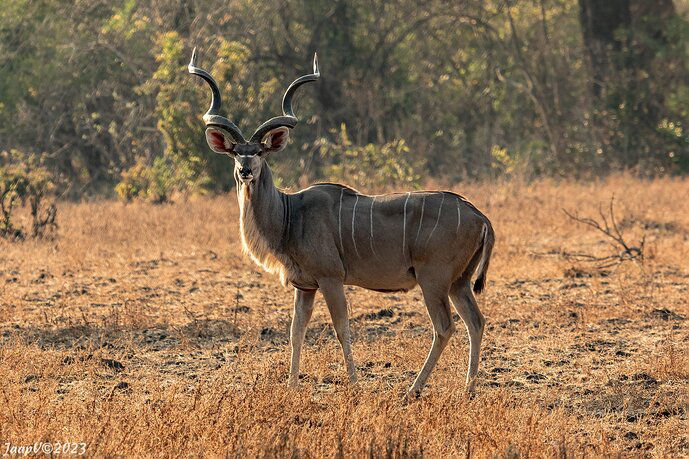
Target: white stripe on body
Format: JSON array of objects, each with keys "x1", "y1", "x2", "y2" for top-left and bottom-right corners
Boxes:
[
  {"x1": 351, "y1": 194, "x2": 361, "y2": 258},
  {"x1": 414, "y1": 195, "x2": 426, "y2": 245},
  {"x1": 402, "y1": 192, "x2": 411, "y2": 260},
  {"x1": 425, "y1": 193, "x2": 445, "y2": 248},
  {"x1": 369, "y1": 196, "x2": 379, "y2": 259},
  {"x1": 456, "y1": 195, "x2": 462, "y2": 237},
  {"x1": 338, "y1": 189, "x2": 345, "y2": 255}
]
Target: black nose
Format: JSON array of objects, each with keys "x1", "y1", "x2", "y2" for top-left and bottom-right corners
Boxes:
[{"x1": 239, "y1": 167, "x2": 252, "y2": 177}]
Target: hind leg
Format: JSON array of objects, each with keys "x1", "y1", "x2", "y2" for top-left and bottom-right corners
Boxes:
[
  {"x1": 407, "y1": 272, "x2": 455, "y2": 397},
  {"x1": 449, "y1": 278, "x2": 485, "y2": 393}
]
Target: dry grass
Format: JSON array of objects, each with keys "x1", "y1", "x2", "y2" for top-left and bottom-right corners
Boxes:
[{"x1": 1, "y1": 174, "x2": 688, "y2": 457}]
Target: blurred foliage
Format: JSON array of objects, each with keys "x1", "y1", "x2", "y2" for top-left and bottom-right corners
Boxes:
[
  {"x1": 0, "y1": 150, "x2": 57, "y2": 240},
  {"x1": 0, "y1": 0, "x2": 688, "y2": 200},
  {"x1": 115, "y1": 155, "x2": 199, "y2": 203},
  {"x1": 319, "y1": 124, "x2": 419, "y2": 189}
]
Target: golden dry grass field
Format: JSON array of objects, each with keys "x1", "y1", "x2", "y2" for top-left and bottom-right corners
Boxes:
[{"x1": 1, "y1": 175, "x2": 688, "y2": 457}]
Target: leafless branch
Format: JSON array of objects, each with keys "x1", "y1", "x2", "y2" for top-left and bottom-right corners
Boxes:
[{"x1": 562, "y1": 196, "x2": 645, "y2": 269}]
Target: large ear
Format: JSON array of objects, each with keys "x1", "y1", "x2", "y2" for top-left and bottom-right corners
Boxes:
[
  {"x1": 260, "y1": 127, "x2": 290, "y2": 154},
  {"x1": 205, "y1": 127, "x2": 236, "y2": 154}
]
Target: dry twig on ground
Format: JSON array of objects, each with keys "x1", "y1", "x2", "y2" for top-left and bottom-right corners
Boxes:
[{"x1": 562, "y1": 196, "x2": 645, "y2": 269}]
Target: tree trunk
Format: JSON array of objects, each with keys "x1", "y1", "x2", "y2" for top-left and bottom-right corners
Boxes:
[
  {"x1": 578, "y1": 0, "x2": 679, "y2": 165},
  {"x1": 578, "y1": 0, "x2": 631, "y2": 99}
]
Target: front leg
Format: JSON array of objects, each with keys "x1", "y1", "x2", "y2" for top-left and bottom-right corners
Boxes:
[
  {"x1": 289, "y1": 288, "x2": 316, "y2": 387},
  {"x1": 319, "y1": 278, "x2": 357, "y2": 384}
]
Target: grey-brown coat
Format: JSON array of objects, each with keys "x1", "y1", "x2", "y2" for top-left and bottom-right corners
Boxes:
[{"x1": 189, "y1": 50, "x2": 495, "y2": 396}]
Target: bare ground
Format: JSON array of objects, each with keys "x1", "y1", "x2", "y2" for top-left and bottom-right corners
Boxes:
[{"x1": 0, "y1": 175, "x2": 687, "y2": 457}]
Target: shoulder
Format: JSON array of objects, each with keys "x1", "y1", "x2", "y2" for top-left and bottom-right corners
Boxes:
[
  {"x1": 308, "y1": 182, "x2": 360, "y2": 195},
  {"x1": 291, "y1": 182, "x2": 362, "y2": 202}
]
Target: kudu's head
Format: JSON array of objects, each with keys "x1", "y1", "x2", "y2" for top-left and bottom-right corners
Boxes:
[{"x1": 188, "y1": 48, "x2": 319, "y2": 184}]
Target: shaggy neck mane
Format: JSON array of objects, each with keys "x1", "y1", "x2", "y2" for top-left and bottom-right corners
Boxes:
[{"x1": 237, "y1": 164, "x2": 290, "y2": 282}]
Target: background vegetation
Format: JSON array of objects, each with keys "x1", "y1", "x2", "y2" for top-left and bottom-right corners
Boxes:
[{"x1": 2, "y1": 0, "x2": 689, "y2": 200}]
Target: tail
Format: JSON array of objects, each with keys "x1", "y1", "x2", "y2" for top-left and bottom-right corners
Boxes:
[{"x1": 473, "y1": 221, "x2": 495, "y2": 294}]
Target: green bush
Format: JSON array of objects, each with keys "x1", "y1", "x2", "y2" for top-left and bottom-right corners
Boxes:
[
  {"x1": 0, "y1": 150, "x2": 57, "y2": 240},
  {"x1": 318, "y1": 124, "x2": 420, "y2": 190},
  {"x1": 115, "y1": 156, "x2": 203, "y2": 203}
]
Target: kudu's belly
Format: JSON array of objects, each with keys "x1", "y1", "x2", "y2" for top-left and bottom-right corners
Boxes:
[{"x1": 343, "y1": 259, "x2": 418, "y2": 292}]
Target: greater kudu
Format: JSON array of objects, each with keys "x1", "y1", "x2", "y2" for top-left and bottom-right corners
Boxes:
[{"x1": 188, "y1": 49, "x2": 495, "y2": 396}]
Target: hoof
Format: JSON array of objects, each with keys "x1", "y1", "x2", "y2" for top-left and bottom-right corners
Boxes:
[
  {"x1": 402, "y1": 388, "x2": 421, "y2": 404},
  {"x1": 466, "y1": 378, "x2": 477, "y2": 395},
  {"x1": 347, "y1": 371, "x2": 359, "y2": 385}
]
